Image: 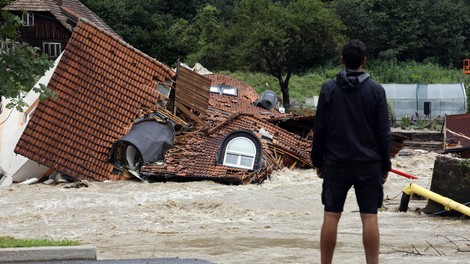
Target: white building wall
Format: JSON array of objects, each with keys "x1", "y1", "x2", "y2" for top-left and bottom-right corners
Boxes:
[{"x1": 0, "y1": 54, "x2": 61, "y2": 182}]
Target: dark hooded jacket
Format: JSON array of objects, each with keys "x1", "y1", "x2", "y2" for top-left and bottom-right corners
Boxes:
[{"x1": 311, "y1": 69, "x2": 391, "y2": 173}]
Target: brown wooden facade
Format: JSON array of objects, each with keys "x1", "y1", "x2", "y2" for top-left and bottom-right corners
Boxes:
[{"x1": 11, "y1": 11, "x2": 71, "y2": 58}]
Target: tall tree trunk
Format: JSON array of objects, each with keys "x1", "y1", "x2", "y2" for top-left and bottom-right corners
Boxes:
[{"x1": 276, "y1": 69, "x2": 292, "y2": 112}]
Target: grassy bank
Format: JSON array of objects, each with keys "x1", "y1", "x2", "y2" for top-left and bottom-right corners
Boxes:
[{"x1": 0, "y1": 236, "x2": 80, "y2": 248}]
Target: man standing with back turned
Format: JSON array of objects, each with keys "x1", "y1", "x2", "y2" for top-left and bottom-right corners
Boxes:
[{"x1": 311, "y1": 39, "x2": 391, "y2": 264}]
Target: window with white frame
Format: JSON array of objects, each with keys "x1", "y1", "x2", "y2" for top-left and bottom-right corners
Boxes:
[
  {"x1": 223, "y1": 137, "x2": 256, "y2": 169},
  {"x1": 43, "y1": 42, "x2": 61, "y2": 58},
  {"x1": 1, "y1": 39, "x2": 15, "y2": 54},
  {"x1": 22, "y1": 12, "x2": 34, "y2": 26},
  {"x1": 210, "y1": 84, "x2": 238, "y2": 96}
]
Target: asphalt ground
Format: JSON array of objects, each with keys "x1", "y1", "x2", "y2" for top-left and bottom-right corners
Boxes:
[
  {"x1": 4, "y1": 258, "x2": 215, "y2": 264},
  {"x1": 0, "y1": 246, "x2": 215, "y2": 264}
]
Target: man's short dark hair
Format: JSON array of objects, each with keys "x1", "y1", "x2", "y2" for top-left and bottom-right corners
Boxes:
[{"x1": 342, "y1": 40, "x2": 366, "y2": 70}]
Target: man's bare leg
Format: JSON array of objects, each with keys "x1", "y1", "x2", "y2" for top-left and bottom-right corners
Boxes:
[
  {"x1": 321, "y1": 212, "x2": 341, "y2": 264},
  {"x1": 360, "y1": 213, "x2": 379, "y2": 264}
]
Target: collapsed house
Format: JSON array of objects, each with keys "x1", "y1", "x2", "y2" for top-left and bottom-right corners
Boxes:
[
  {"x1": 11, "y1": 18, "x2": 313, "y2": 185},
  {"x1": 14, "y1": 18, "x2": 177, "y2": 182}
]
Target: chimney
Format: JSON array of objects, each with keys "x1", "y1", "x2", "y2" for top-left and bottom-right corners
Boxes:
[{"x1": 57, "y1": 0, "x2": 63, "y2": 6}]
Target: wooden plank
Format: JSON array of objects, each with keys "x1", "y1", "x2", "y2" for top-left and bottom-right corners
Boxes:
[
  {"x1": 175, "y1": 101, "x2": 205, "y2": 126},
  {"x1": 175, "y1": 65, "x2": 211, "y2": 116}
]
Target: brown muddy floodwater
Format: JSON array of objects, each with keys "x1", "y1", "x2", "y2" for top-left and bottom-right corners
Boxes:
[{"x1": 1, "y1": 151, "x2": 469, "y2": 263}]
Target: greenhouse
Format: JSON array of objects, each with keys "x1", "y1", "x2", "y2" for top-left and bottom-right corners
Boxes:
[{"x1": 382, "y1": 83, "x2": 467, "y2": 121}]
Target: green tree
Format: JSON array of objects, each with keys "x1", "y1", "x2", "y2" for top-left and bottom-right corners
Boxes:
[
  {"x1": 184, "y1": 5, "x2": 228, "y2": 69},
  {"x1": 0, "y1": 10, "x2": 54, "y2": 111},
  {"x1": 226, "y1": 0, "x2": 344, "y2": 110},
  {"x1": 420, "y1": 1, "x2": 470, "y2": 67},
  {"x1": 81, "y1": 0, "x2": 222, "y2": 65},
  {"x1": 330, "y1": 0, "x2": 470, "y2": 67}
]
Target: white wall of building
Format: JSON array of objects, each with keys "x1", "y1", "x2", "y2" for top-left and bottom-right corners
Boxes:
[{"x1": 0, "y1": 54, "x2": 61, "y2": 182}]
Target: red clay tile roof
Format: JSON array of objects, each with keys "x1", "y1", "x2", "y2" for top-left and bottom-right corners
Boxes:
[
  {"x1": 141, "y1": 113, "x2": 312, "y2": 184},
  {"x1": 446, "y1": 113, "x2": 470, "y2": 147},
  {"x1": 3, "y1": 0, "x2": 117, "y2": 35},
  {"x1": 206, "y1": 74, "x2": 291, "y2": 120},
  {"x1": 14, "y1": 18, "x2": 176, "y2": 181}
]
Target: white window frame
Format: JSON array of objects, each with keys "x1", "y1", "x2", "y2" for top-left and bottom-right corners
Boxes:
[
  {"x1": 43, "y1": 42, "x2": 61, "y2": 58},
  {"x1": 223, "y1": 137, "x2": 256, "y2": 169},
  {"x1": 22, "y1": 12, "x2": 34, "y2": 26},
  {"x1": 221, "y1": 85, "x2": 237, "y2": 96},
  {"x1": 209, "y1": 85, "x2": 238, "y2": 96},
  {"x1": 1, "y1": 39, "x2": 15, "y2": 54},
  {"x1": 210, "y1": 86, "x2": 221, "y2": 94}
]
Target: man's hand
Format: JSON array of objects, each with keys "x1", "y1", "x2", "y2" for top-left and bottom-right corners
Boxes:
[
  {"x1": 382, "y1": 171, "x2": 389, "y2": 184},
  {"x1": 316, "y1": 167, "x2": 323, "y2": 179}
]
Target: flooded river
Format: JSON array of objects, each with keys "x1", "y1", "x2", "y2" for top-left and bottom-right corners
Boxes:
[{"x1": 1, "y1": 151, "x2": 469, "y2": 263}]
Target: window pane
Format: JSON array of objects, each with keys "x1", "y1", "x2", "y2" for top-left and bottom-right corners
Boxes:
[
  {"x1": 225, "y1": 153, "x2": 238, "y2": 165},
  {"x1": 240, "y1": 156, "x2": 254, "y2": 167},
  {"x1": 222, "y1": 87, "x2": 237, "y2": 96},
  {"x1": 227, "y1": 138, "x2": 255, "y2": 154},
  {"x1": 157, "y1": 83, "x2": 171, "y2": 97},
  {"x1": 43, "y1": 42, "x2": 61, "y2": 58},
  {"x1": 210, "y1": 86, "x2": 221, "y2": 93}
]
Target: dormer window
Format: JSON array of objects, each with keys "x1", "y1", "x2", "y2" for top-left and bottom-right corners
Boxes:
[
  {"x1": 217, "y1": 131, "x2": 262, "y2": 170},
  {"x1": 22, "y1": 12, "x2": 34, "y2": 26},
  {"x1": 223, "y1": 137, "x2": 256, "y2": 169}
]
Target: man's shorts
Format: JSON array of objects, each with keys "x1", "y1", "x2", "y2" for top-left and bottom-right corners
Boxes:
[{"x1": 321, "y1": 160, "x2": 383, "y2": 214}]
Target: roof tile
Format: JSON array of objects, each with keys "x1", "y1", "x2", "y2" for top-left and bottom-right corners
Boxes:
[
  {"x1": 205, "y1": 74, "x2": 291, "y2": 120},
  {"x1": 141, "y1": 113, "x2": 312, "y2": 184}
]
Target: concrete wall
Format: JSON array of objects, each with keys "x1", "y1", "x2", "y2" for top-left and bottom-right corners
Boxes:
[{"x1": 425, "y1": 155, "x2": 470, "y2": 215}]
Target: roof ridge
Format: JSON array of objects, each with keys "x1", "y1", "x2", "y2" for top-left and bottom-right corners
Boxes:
[{"x1": 205, "y1": 113, "x2": 259, "y2": 135}]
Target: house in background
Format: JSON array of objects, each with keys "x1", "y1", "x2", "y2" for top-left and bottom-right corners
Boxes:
[{"x1": 2, "y1": 0, "x2": 117, "y2": 58}]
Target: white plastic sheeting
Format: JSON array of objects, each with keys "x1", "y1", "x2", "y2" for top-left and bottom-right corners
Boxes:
[{"x1": 382, "y1": 83, "x2": 467, "y2": 121}]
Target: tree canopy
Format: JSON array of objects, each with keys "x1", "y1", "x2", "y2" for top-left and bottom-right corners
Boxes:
[
  {"x1": 0, "y1": 10, "x2": 53, "y2": 111},
  {"x1": 79, "y1": 0, "x2": 470, "y2": 109},
  {"x1": 4, "y1": 0, "x2": 470, "y2": 111},
  {"x1": 222, "y1": 0, "x2": 343, "y2": 109},
  {"x1": 330, "y1": 0, "x2": 470, "y2": 67}
]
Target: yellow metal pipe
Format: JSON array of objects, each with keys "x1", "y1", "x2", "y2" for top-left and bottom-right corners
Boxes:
[{"x1": 403, "y1": 183, "x2": 470, "y2": 217}]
